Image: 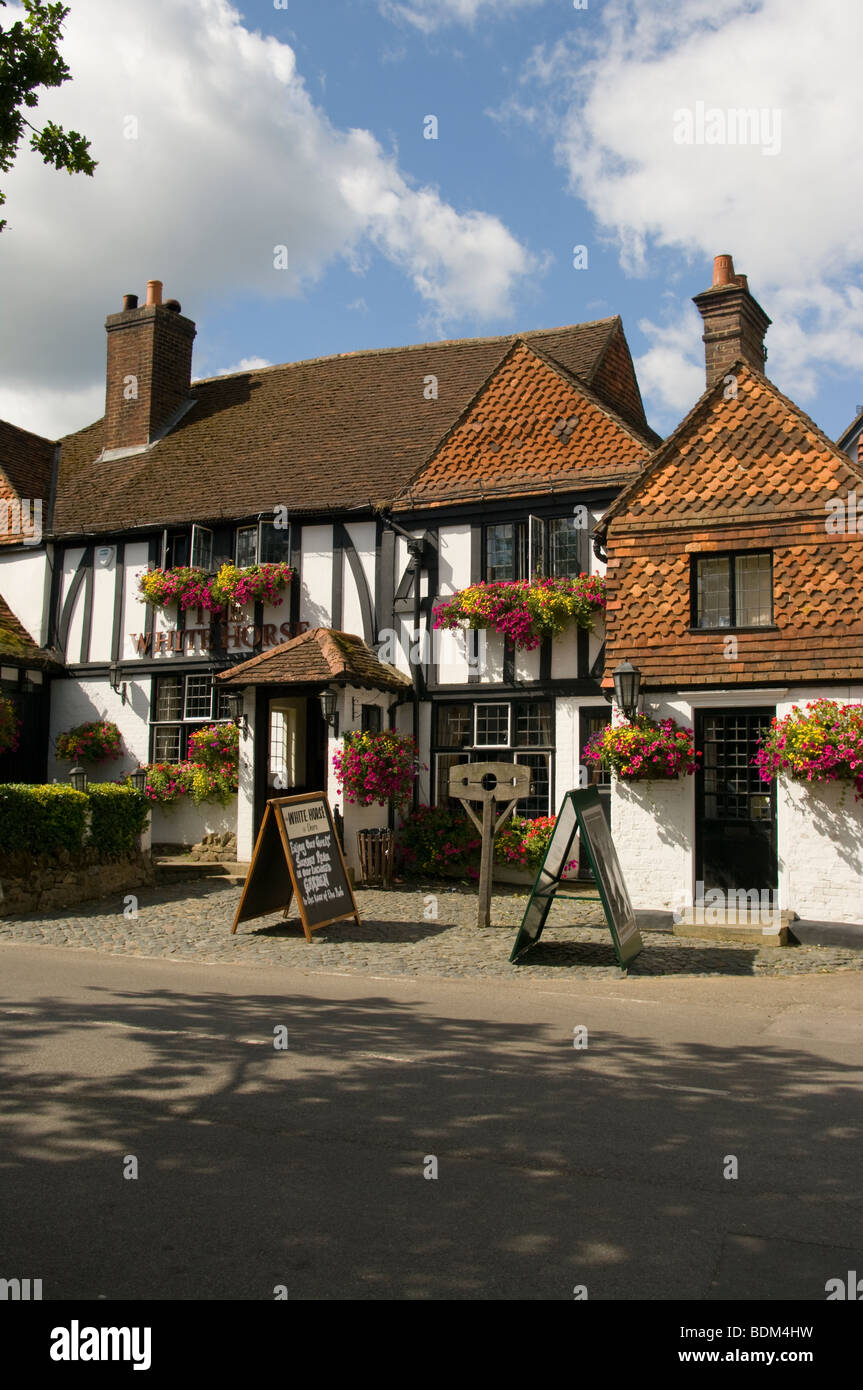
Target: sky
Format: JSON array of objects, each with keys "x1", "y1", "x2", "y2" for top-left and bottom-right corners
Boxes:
[{"x1": 2, "y1": 0, "x2": 863, "y2": 445}]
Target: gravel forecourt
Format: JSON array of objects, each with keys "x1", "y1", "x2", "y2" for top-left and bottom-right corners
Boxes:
[{"x1": 1, "y1": 878, "x2": 861, "y2": 980}]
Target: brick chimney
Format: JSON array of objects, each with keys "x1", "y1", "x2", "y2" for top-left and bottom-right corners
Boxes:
[
  {"x1": 692, "y1": 254, "x2": 771, "y2": 390},
  {"x1": 103, "y1": 280, "x2": 196, "y2": 452}
]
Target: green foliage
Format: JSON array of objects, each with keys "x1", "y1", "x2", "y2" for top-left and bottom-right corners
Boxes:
[
  {"x1": 397, "y1": 804, "x2": 570, "y2": 880},
  {"x1": 0, "y1": 781, "x2": 88, "y2": 851},
  {"x1": 0, "y1": 781, "x2": 147, "y2": 855},
  {"x1": 87, "y1": 784, "x2": 148, "y2": 856},
  {"x1": 0, "y1": 1, "x2": 97, "y2": 233}
]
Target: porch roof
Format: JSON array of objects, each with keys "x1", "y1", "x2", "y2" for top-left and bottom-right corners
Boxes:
[
  {"x1": 216, "y1": 627, "x2": 412, "y2": 692},
  {"x1": 0, "y1": 592, "x2": 64, "y2": 670}
]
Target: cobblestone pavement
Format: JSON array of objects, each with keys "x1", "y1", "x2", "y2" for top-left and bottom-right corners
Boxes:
[{"x1": 1, "y1": 878, "x2": 861, "y2": 980}]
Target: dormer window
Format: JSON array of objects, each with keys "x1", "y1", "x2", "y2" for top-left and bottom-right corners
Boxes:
[
  {"x1": 235, "y1": 519, "x2": 292, "y2": 567},
  {"x1": 162, "y1": 524, "x2": 212, "y2": 571},
  {"x1": 484, "y1": 514, "x2": 586, "y2": 581}
]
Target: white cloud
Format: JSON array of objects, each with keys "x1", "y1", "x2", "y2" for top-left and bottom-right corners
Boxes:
[
  {"x1": 210, "y1": 357, "x2": 272, "y2": 378},
  {"x1": 0, "y1": 383, "x2": 104, "y2": 442},
  {"x1": 0, "y1": 0, "x2": 534, "y2": 436},
  {"x1": 380, "y1": 0, "x2": 547, "y2": 34},
  {"x1": 515, "y1": 0, "x2": 863, "y2": 422}
]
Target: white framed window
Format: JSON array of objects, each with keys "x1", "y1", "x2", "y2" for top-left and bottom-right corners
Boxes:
[
  {"x1": 151, "y1": 674, "x2": 230, "y2": 761},
  {"x1": 191, "y1": 525, "x2": 214, "y2": 571},
  {"x1": 474, "y1": 702, "x2": 511, "y2": 748},
  {"x1": 233, "y1": 519, "x2": 292, "y2": 567}
]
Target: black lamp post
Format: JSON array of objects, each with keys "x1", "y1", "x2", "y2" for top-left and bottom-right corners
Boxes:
[
  {"x1": 130, "y1": 766, "x2": 147, "y2": 793},
  {"x1": 69, "y1": 763, "x2": 88, "y2": 793},
  {"x1": 224, "y1": 689, "x2": 248, "y2": 739},
  {"x1": 319, "y1": 689, "x2": 339, "y2": 738},
  {"x1": 612, "y1": 660, "x2": 642, "y2": 721}
]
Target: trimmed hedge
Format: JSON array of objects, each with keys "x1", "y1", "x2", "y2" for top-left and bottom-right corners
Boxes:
[
  {"x1": 0, "y1": 784, "x2": 89, "y2": 853},
  {"x1": 87, "y1": 785, "x2": 149, "y2": 856},
  {"x1": 0, "y1": 783, "x2": 148, "y2": 856}
]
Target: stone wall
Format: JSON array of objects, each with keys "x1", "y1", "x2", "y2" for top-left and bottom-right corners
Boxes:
[{"x1": 0, "y1": 847, "x2": 154, "y2": 917}]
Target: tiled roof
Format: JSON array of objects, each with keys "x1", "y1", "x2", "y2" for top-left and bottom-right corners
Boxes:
[
  {"x1": 392, "y1": 339, "x2": 654, "y2": 510},
  {"x1": 52, "y1": 317, "x2": 646, "y2": 537},
  {"x1": 600, "y1": 364, "x2": 863, "y2": 687},
  {"x1": 0, "y1": 419, "x2": 55, "y2": 547},
  {"x1": 217, "y1": 627, "x2": 412, "y2": 691},
  {"x1": 0, "y1": 592, "x2": 63, "y2": 669},
  {"x1": 599, "y1": 363, "x2": 863, "y2": 533}
]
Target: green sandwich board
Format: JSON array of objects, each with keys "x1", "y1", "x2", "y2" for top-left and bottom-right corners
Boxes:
[{"x1": 510, "y1": 786, "x2": 643, "y2": 969}]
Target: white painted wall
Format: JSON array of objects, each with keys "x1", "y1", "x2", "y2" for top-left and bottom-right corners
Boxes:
[
  {"x1": 438, "y1": 524, "x2": 472, "y2": 593},
  {"x1": 774, "y1": 686, "x2": 863, "y2": 923},
  {"x1": 47, "y1": 678, "x2": 152, "y2": 783},
  {"x1": 89, "y1": 551, "x2": 117, "y2": 663},
  {"x1": 0, "y1": 548, "x2": 52, "y2": 646},
  {"x1": 299, "y1": 525, "x2": 332, "y2": 629},
  {"x1": 151, "y1": 796, "x2": 237, "y2": 847},
  {"x1": 236, "y1": 685, "x2": 255, "y2": 861}
]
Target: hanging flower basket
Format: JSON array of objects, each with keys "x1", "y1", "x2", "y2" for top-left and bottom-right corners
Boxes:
[
  {"x1": 0, "y1": 694, "x2": 21, "y2": 755},
  {"x1": 140, "y1": 723, "x2": 240, "y2": 805},
  {"x1": 754, "y1": 700, "x2": 863, "y2": 800},
  {"x1": 138, "y1": 563, "x2": 295, "y2": 615},
  {"x1": 333, "y1": 731, "x2": 424, "y2": 809},
  {"x1": 583, "y1": 715, "x2": 700, "y2": 781},
  {"x1": 433, "y1": 574, "x2": 606, "y2": 653},
  {"x1": 56, "y1": 719, "x2": 123, "y2": 764}
]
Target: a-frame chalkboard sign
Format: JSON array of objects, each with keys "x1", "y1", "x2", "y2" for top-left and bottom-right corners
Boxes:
[
  {"x1": 510, "y1": 786, "x2": 643, "y2": 969},
  {"x1": 231, "y1": 794, "x2": 360, "y2": 942}
]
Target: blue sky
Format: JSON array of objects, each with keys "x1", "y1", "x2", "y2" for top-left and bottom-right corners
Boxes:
[{"x1": 2, "y1": 0, "x2": 862, "y2": 443}]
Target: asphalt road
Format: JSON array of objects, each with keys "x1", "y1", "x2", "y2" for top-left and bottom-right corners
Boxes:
[{"x1": 1, "y1": 942, "x2": 861, "y2": 1301}]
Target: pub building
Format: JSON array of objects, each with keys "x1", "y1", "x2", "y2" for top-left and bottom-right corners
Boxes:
[{"x1": 0, "y1": 261, "x2": 861, "y2": 925}]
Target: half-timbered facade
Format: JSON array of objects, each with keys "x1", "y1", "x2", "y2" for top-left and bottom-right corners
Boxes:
[{"x1": 0, "y1": 278, "x2": 654, "y2": 870}]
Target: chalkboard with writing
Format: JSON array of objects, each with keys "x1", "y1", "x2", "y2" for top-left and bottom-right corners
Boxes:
[{"x1": 231, "y1": 794, "x2": 360, "y2": 941}]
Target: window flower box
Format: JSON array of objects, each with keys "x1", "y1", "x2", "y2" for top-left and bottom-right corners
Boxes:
[
  {"x1": 754, "y1": 700, "x2": 863, "y2": 800},
  {"x1": 432, "y1": 574, "x2": 605, "y2": 653},
  {"x1": 138, "y1": 562, "x2": 295, "y2": 615},
  {"x1": 583, "y1": 715, "x2": 700, "y2": 781}
]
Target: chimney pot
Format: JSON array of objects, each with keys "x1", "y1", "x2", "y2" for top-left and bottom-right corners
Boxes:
[
  {"x1": 122, "y1": 293, "x2": 138, "y2": 311},
  {"x1": 145, "y1": 279, "x2": 163, "y2": 307},
  {"x1": 164, "y1": 298, "x2": 181, "y2": 313},
  {"x1": 693, "y1": 255, "x2": 771, "y2": 390}
]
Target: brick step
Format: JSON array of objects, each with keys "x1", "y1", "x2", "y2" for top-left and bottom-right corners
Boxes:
[{"x1": 154, "y1": 857, "x2": 249, "y2": 886}]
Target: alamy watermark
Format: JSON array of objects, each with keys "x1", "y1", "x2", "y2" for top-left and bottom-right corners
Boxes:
[
  {"x1": 673, "y1": 103, "x2": 782, "y2": 157},
  {"x1": 673, "y1": 881, "x2": 781, "y2": 928},
  {"x1": 0, "y1": 497, "x2": 42, "y2": 545}
]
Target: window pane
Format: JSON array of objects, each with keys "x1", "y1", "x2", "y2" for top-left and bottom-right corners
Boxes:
[
  {"x1": 437, "y1": 703, "x2": 472, "y2": 748},
  {"x1": 735, "y1": 553, "x2": 772, "y2": 626},
  {"x1": 236, "y1": 526, "x2": 257, "y2": 567},
  {"x1": 549, "y1": 517, "x2": 583, "y2": 578},
  {"x1": 475, "y1": 703, "x2": 510, "y2": 746},
  {"x1": 515, "y1": 752, "x2": 551, "y2": 816},
  {"x1": 155, "y1": 675, "x2": 182, "y2": 722},
  {"x1": 515, "y1": 701, "x2": 553, "y2": 746},
  {"x1": 191, "y1": 526, "x2": 213, "y2": 571},
  {"x1": 696, "y1": 556, "x2": 731, "y2": 627},
  {"x1": 214, "y1": 687, "x2": 233, "y2": 721},
  {"x1": 153, "y1": 726, "x2": 181, "y2": 761},
  {"x1": 166, "y1": 532, "x2": 190, "y2": 568},
  {"x1": 486, "y1": 523, "x2": 526, "y2": 582},
  {"x1": 259, "y1": 520, "x2": 292, "y2": 565},
  {"x1": 361, "y1": 704, "x2": 382, "y2": 734},
  {"x1": 184, "y1": 675, "x2": 212, "y2": 720},
  {"x1": 437, "y1": 752, "x2": 471, "y2": 805},
  {"x1": 529, "y1": 516, "x2": 546, "y2": 578}
]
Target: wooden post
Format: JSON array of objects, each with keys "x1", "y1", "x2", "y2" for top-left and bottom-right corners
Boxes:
[{"x1": 477, "y1": 794, "x2": 494, "y2": 929}]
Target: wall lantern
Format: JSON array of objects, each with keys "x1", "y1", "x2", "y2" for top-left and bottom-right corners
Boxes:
[
  {"x1": 110, "y1": 661, "x2": 128, "y2": 706},
  {"x1": 319, "y1": 689, "x2": 339, "y2": 737},
  {"x1": 69, "y1": 763, "x2": 88, "y2": 793},
  {"x1": 129, "y1": 766, "x2": 148, "y2": 793},
  {"x1": 223, "y1": 689, "x2": 249, "y2": 740},
  {"x1": 612, "y1": 660, "x2": 642, "y2": 721}
]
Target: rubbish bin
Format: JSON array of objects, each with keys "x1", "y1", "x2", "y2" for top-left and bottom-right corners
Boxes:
[{"x1": 356, "y1": 827, "x2": 395, "y2": 888}]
